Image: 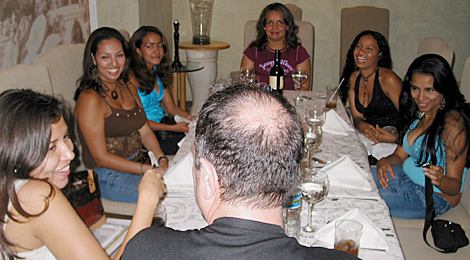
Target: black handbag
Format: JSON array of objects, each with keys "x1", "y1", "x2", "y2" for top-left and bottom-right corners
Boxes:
[
  {"x1": 423, "y1": 175, "x2": 469, "y2": 253},
  {"x1": 62, "y1": 170, "x2": 106, "y2": 231}
]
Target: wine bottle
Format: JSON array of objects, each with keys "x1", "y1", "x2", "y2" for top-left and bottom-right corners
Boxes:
[{"x1": 269, "y1": 50, "x2": 284, "y2": 95}]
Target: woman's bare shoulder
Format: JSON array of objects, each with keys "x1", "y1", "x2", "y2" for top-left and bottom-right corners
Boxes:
[{"x1": 15, "y1": 180, "x2": 58, "y2": 217}]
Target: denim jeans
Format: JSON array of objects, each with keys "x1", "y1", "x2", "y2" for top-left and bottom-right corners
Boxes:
[
  {"x1": 91, "y1": 167, "x2": 141, "y2": 203},
  {"x1": 372, "y1": 165, "x2": 451, "y2": 219}
]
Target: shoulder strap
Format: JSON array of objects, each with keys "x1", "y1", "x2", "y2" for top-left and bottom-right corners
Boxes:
[{"x1": 423, "y1": 175, "x2": 451, "y2": 253}]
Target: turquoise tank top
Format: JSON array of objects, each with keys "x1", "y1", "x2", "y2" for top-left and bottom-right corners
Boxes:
[
  {"x1": 137, "y1": 75, "x2": 165, "y2": 123},
  {"x1": 403, "y1": 116, "x2": 467, "y2": 193}
]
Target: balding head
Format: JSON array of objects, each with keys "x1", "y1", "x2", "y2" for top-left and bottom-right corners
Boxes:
[{"x1": 194, "y1": 83, "x2": 304, "y2": 209}]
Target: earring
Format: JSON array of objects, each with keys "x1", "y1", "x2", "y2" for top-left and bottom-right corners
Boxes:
[
  {"x1": 92, "y1": 66, "x2": 101, "y2": 86},
  {"x1": 440, "y1": 98, "x2": 446, "y2": 110},
  {"x1": 263, "y1": 27, "x2": 266, "y2": 30}
]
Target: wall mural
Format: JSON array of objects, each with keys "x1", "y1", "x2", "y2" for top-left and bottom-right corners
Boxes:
[{"x1": 0, "y1": 0, "x2": 92, "y2": 70}]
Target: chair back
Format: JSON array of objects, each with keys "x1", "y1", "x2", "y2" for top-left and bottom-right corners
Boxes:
[
  {"x1": 340, "y1": 6, "x2": 389, "y2": 76},
  {"x1": 459, "y1": 57, "x2": 470, "y2": 102},
  {"x1": 33, "y1": 44, "x2": 85, "y2": 107},
  {"x1": 285, "y1": 3, "x2": 302, "y2": 20},
  {"x1": 417, "y1": 37, "x2": 454, "y2": 67},
  {"x1": 0, "y1": 63, "x2": 53, "y2": 94}
]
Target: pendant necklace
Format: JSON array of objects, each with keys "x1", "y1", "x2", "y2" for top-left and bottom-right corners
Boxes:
[
  {"x1": 361, "y1": 67, "x2": 378, "y2": 121},
  {"x1": 111, "y1": 89, "x2": 118, "y2": 100}
]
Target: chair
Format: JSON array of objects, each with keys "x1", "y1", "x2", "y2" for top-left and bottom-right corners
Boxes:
[
  {"x1": 417, "y1": 37, "x2": 454, "y2": 67},
  {"x1": 285, "y1": 3, "x2": 302, "y2": 20},
  {"x1": 459, "y1": 57, "x2": 470, "y2": 101},
  {"x1": 340, "y1": 6, "x2": 389, "y2": 76}
]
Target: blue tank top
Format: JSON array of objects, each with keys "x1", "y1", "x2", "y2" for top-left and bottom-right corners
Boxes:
[
  {"x1": 137, "y1": 75, "x2": 165, "y2": 123},
  {"x1": 403, "y1": 116, "x2": 467, "y2": 193}
]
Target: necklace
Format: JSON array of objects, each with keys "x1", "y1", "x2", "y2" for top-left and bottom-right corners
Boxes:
[
  {"x1": 111, "y1": 90, "x2": 118, "y2": 100},
  {"x1": 104, "y1": 81, "x2": 124, "y2": 102},
  {"x1": 361, "y1": 67, "x2": 378, "y2": 110}
]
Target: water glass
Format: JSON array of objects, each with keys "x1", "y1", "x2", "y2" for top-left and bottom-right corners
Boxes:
[
  {"x1": 152, "y1": 204, "x2": 167, "y2": 227},
  {"x1": 334, "y1": 220, "x2": 363, "y2": 256},
  {"x1": 325, "y1": 85, "x2": 338, "y2": 111}
]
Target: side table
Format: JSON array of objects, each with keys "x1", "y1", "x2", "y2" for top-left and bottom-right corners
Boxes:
[
  {"x1": 172, "y1": 62, "x2": 203, "y2": 111},
  {"x1": 179, "y1": 41, "x2": 230, "y2": 113}
]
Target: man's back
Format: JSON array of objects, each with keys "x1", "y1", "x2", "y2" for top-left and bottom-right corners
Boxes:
[{"x1": 122, "y1": 217, "x2": 358, "y2": 260}]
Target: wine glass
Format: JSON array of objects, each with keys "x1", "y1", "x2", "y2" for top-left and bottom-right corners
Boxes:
[
  {"x1": 292, "y1": 68, "x2": 308, "y2": 103},
  {"x1": 301, "y1": 170, "x2": 329, "y2": 234},
  {"x1": 305, "y1": 106, "x2": 325, "y2": 128},
  {"x1": 304, "y1": 125, "x2": 323, "y2": 170},
  {"x1": 240, "y1": 67, "x2": 255, "y2": 84}
]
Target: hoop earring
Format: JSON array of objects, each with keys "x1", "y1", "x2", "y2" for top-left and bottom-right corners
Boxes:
[
  {"x1": 92, "y1": 66, "x2": 101, "y2": 86},
  {"x1": 440, "y1": 98, "x2": 446, "y2": 110}
]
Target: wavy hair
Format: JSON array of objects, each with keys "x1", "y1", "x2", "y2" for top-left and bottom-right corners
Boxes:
[
  {"x1": 74, "y1": 27, "x2": 130, "y2": 100},
  {"x1": 0, "y1": 89, "x2": 68, "y2": 259},
  {"x1": 129, "y1": 26, "x2": 173, "y2": 94},
  {"x1": 399, "y1": 54, "x2": 470, "y2": 167},
  {"x1": 339, "y1": 30, "x2": 392, "y2": 104},
  {"x1": 249, "y1": 2, "x2": 300, "y2": 50}
]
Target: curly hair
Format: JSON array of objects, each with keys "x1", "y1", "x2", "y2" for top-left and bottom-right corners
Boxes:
[
  {"x1": 74, "y1": 27, "x2": 130, "y2": 101},
  {"x1": 129, "y1": 26, "x2": 173, "y2": 94},
  {"x1": 339, "y1": 30, "x2": 392, "y2": 104},
  {"x1": 399, "y1": 54, "x2": 470, "y2": 167},
  {"x1": 249, "y1": 3, "x2": 300, "y2": 50}
]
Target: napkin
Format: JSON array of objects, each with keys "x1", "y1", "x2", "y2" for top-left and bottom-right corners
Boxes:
[
  {"x1": 164, "y1": 152, "x2": 194, "y2": 193},
  {"x1": 175, "y1": 114, "x2": 192, "y2": 124},
  {"x1": 322, "y1": 110, "x2": 355, "y2": 136},
  {"x1": 321, "y1": 155, "x2": 373, "y2": 191},
  {"x1": 314, "y1": 208, "x2": 389, "y2": 251},
  {"x1": 358, "y1": 133, "x2": 397, "y2": 159}
]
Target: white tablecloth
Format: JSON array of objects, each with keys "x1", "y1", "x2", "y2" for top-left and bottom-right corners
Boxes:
[{"x1": 163, "y1": 90, "x2": 404, "y2": 260}]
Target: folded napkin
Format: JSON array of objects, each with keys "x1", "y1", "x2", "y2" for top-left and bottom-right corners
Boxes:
[
  {"x1": 321, "y1": 155, "x2": 372, "y2": 191},
  {"x1": 322, "y1": 110, "x2": 355, "y2": 136},
  {"x1": 357, "y1": 133, "x2": 397, "y2": 159},
  {"x1": 164, "y1": 152, "x2": 194, "y2": 193},
  {"x1": 174, "y1": 114, "x2": 192, "y2": 124},
  {"x1": 314, "y1": 208, "x2": 389, "y2": 251}
]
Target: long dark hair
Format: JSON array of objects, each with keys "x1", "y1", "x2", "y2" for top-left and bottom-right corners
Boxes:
[
  {"x1": 339, "y1": 30, "x2": 392, "y2": 104},
  {"x1": 249, "y1": 2, "x2": 300, "y2": 50},
  {"x1": 399, "y1": 54, "x2": 470, "y2": 167},
  {"x1": 74, "y1": 27, "x2": 130, "y2": 100},
  {"x1": 0, "y1": 89, "x2": 68, "y2": 260},
  {"x1": 129, "y1": 26, "x2": 172, "y2": 94}
]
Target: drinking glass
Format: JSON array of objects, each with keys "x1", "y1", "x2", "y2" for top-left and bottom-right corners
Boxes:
[
  {"x1": 301, "y1": 171, "x2": 329, "y2": 234},
  {"x1": 240, "y1": 67, "x2": 255, "y2": 84},
  {"x1": 292, "y1": 68, "x2": 308, "y2": 103},
  {"x1": 304, "y1": 125, "x2": 323, "y2": 170},
  {"x1": 305, "y1": 106, "x2": 325, "y2": 128}
]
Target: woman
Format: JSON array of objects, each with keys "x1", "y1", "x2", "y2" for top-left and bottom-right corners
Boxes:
[
  {"x1": 240, "y1": 2, "x2": 311, "y2": 90},
  {"x1": 129, "y1": 26, "x2": 195, "y2": 155},
  {"x1": 340, "y1": 30, "x2": 402, "y2": 161},
  {"x1": 0, "y1": 89, "x2": 164, "y2": 260},
  {"x1": 74, "y1": 27, "x2": 168, "y2": 204},
  {"x1": 374, "y1": 54, "x2": 470, "y2": 219}
]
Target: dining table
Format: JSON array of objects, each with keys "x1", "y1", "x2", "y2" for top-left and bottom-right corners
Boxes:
[{"x1": 160, "y1": 90, "x2": 405, "y2": 260}]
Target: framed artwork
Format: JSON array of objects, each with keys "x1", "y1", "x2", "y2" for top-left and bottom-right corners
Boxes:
[{"x1": 0, "y1": 0, "x2": 96, "y2": 70}]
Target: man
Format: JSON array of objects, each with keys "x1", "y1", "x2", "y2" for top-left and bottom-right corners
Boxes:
[{"x1": 122, "y1": 82, "x2": 358, "y2": 259}]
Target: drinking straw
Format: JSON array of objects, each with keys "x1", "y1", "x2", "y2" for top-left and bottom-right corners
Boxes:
[{"x1": 327, "y1": 78, "x2": 345, "y2": 104}]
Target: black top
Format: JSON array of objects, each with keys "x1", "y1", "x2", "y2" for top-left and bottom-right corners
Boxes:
[
  {"x1": 122, "y1": 217, "x2": 359, "y2": 260},
  {"x1": 354, "y1": 68, "x2": 400, "y2": 128}
]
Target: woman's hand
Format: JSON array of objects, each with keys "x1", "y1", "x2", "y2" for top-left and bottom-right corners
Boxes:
[
  {"x1": 159, "y1": 157, "x2": 169, "y2": 171},
  {"x1": 172, "y1": 122, "x2": 190, "y2": 133},
  {"x1": 423, "y1": 164, "x2": 445, "y2": 188},
  {"x1": 376, "y1": 158, "x2": 396, "y2": 189},
  {"x1": 363, "y1": 125, "x2": 398, "y2": 144},
  {"x1": 138, "y1": 170, "x2": 165, "y2": 205}
]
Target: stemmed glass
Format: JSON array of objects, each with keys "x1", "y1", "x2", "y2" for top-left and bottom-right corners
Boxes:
[
  {"x1": 304, "y1": 125, "x2": 323, "y2": 170},
  {"x1": 292, "y1": 68, "x2": 308, "y2": 103},
  {"x1": 301, "y1": 170, "x2": 329, "y2": 234},
  {"x1": 305, "y1": 106, "x2": 325, "y2": 128},
  {"x1": 240, "y1": 67, "x2": 256, "y2": 84}
]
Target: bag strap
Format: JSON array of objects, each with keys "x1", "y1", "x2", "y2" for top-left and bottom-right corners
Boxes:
[{"x1": 423, "y1": 175, "x2": 452, "y2": 253}]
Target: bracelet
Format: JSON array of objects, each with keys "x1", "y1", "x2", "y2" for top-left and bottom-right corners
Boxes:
[
  {"x1": 158, "y1": 156, "x2": 169, "y2": 165},
  {"x1": 139, "y1": 162, "x2": 144, "y2": 175}
]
